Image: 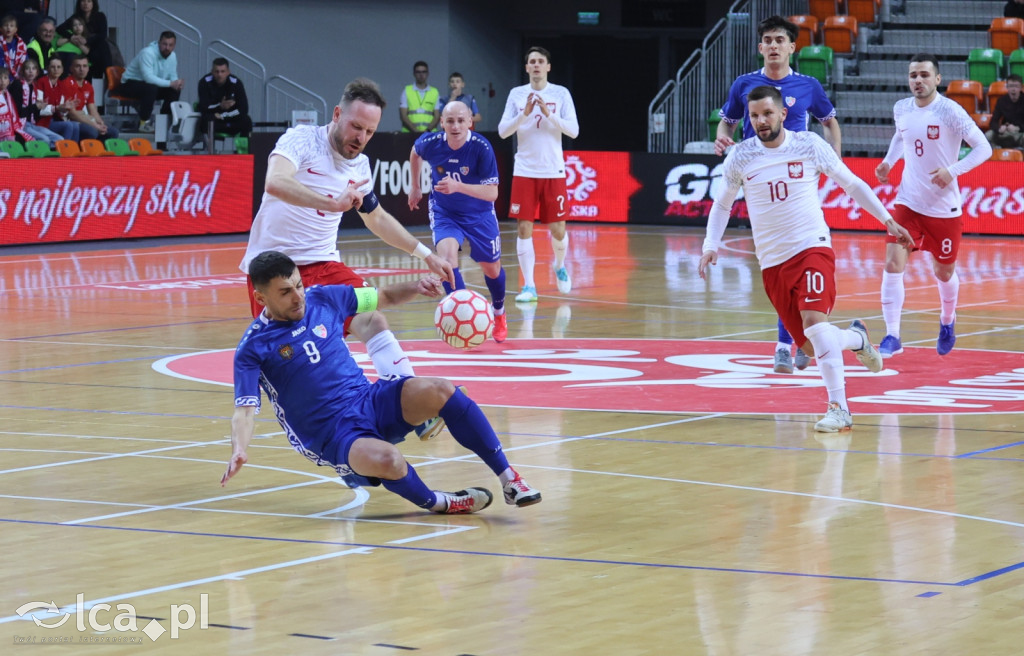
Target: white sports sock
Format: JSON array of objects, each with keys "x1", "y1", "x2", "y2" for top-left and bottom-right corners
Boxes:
[
  {"x1": 881, "y1": 271, "x2": 905, "y2": 338},
  {"x1": 364, "y1": 330, "x2": 415, "y2": 378},
  {"x1": 937, "y1": 271, "x2": 959, "y2": 325},
  {"x1": 805, "y1": 322, "x2": 847, "y2": 410},
  {"x1": 836, "y1": 327, "x2": 865, "y2": 351},
  {"x1": 517, "y1": 237, "x2": 536, "y2": 288},
  {"x1": 551, "y1": 233, "x2": 569, "y2": 269},
  {"x1": 775, "y1": 342, "x2": 792, "y2": 352}
]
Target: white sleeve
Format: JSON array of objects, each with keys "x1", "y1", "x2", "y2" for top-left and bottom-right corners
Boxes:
[
  {"x1": 948, "y1": 124, "x2": 992, "y2": 177},
  {"x1": 702, "y1": 177, "x2": 741, "y2": 253},
  {"x1": 498, "y1": 94, "x2": 528, "y2": 139},
  {"x1": 828, "y1": 161, "x2": 894, "y2": 226},
  {"x1": 548, "y1": 91, "x2": 579, "y2": 139},
  {"x1": 882, "y1": 131, "x2": 903, "y2": 168}
]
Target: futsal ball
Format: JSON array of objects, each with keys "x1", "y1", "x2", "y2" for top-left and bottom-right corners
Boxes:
[{"x1": 434, "y1": 289, "x2": 494, "y2": 350}]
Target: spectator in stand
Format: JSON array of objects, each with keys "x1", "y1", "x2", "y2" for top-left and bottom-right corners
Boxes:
[
  {"x1": 987, "y1": 73, "x2": 1024, "y2": 149},
  {"x1": 400, "y1": 60, "x2": 439, "y2": 132},
  {"x1": 25, "y1": 15, "x2": 54, "y2": 70},
  {"x1": 57, "y1": 0, "x2": 111, "y2": 78},
  {"x1": 1005, "y1": 0, "x2": 1024, "y2": 19},
  {"x1": 437, "y1": 72, "x2": 482, "y2": 125},
  {"x1": 198, "y1": 57, "x2": 252, "y2": 138},
  {"x1": 35, "y1": 56, "x2": 81, "y2": 141},
  {"x1": 53, "y1": 15, "x2": 87, "y2": 72},
  {"x1": 7, "y1": 57, "x2": 62, "y2": 144},
  {"x1": 118, "y1": 30, "x2": 183, "y2": 133},
  {"x1": 1, "y1": 14, "x2": 26, "y2": 78},
  {"x1": 0, "y1": 65, "x2": 33, "y2": 141},
  {"x1": 0, "y1": 1, "x2": 41, "y2": 44},
  {"x1": 66, "y1": 53, "x2": 115, "y2": 139}
]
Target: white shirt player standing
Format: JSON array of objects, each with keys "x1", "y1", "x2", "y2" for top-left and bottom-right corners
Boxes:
[
  {"x1": 498, "y1": 46, "x2": 579, "y2": 303},
  {"x1": 699, "y1": 85, "x2": 913, "y2": 433},
  {"x1": 874, "y1": 54, "x2": 992, "y2": 359},
  {"x1": 241, "y1": 78, "x2": 454, "y2": 441}
]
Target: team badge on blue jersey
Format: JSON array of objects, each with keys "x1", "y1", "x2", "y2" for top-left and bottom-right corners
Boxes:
[
  {"x1": 313, "y1": 324, "x2": 327, "y2": 339},
  {"x1": 436, "y1": 166, "x2": 445, "y2": 174},
  {"x1": 460, "y1": 166, "x2": 469, "y2": 176},
  {"x1": 278, "y1": 344, "x2": 294, "y2": 360},
  {"x1": 786, "y1": 96, "x2": 796, "y2": 107},
  {"x1": 788, "y1": 162, "x2": 804, "y2": 179}
]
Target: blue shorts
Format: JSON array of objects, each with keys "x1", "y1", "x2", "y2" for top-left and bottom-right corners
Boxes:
[
  {"x1": 429, "y1": 202, "x2": 501, "y2": 263},
  {"x1": 314, "y1": 377, "x2": 415, "y2": 488}
]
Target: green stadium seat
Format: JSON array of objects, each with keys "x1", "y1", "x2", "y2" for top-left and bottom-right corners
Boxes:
[
  {"x1": 104, "y1": 138, "x2": 140, "y2": 156},
  {"x1": 0, "y1": 141, "x2": 30, "y2": 158},
  {"x1": 798, "y1": 45, "x2": 833, "y2": 86},
  {"x1": 1009, "y1": 48, "x2": 1024, "y2": 79},
  {"x1": 707, "y1": 108, "x2": 743, "y2": 142},
  {"x1": 967, "y1": 48, "x2": 1005, "y2": 88},
  {"x1": 24, "y1": 141, "x2": 58, "y2": 158}
]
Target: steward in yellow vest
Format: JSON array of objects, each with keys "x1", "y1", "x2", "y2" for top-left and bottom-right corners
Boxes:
[{"x1": 400, "y1": 61, "x2": 440, "y2": 132}]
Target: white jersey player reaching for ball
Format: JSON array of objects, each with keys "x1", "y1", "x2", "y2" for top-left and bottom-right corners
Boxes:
[{"x1": 699, "y1": 84, "x2": 914, "y2": 433}]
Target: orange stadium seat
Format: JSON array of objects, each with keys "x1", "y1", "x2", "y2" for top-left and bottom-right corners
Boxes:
[
  {"x1": 789, "y1": 15, "x2": 819, "y2": 50},
  {"x1": 991, "y1": 148, "x2": 1024, "y2": 161},
  {"x1": 104, "y1": 66, "x2": 138, "y2": 115},
  {"x1": 989, "y1": 18, "x2": 1024, "y2": 56},
  {"x1": 808, "y1": 0, "x2": 842, "y2": 23},
  {"x1": 946, "y1": 80, "x2": 984, "y2": 114},
  {"x1": 846, "y1": 0, "x2": 880, "y2": 25},
  {"x1": 129, "y1": 137, "x2": 163, "y2": 155},
  {"x1": 987, "y1": 80, "x2": 1008, "y2": 112},
  {"x1": 972, "y1": 113, "x2": 992, "y2": 131},
  {"x1": 55, "y1": 140, "x2": 86, "y2": 157},
  {"x1": 80, "y1": 139, "x2": 116, "y2": 157},
  {"x1": 823, "y1": 15, "x2": 858, "y2": 54}
]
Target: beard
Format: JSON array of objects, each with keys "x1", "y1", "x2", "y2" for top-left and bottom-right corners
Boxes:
[{"x1": 756, "y1": 123, "x2": 782, "y2": 143}]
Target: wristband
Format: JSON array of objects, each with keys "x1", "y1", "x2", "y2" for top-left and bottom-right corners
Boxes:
[{"x1": 412, "y1": 243, "x2": 431, "y2": 260}]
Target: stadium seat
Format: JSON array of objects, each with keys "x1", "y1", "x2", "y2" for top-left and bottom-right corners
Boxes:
[
  {"x1": 846, "y1": 0, "x2": 880, "y2": 25},
  {"x1": 798, "y1": 45, "x2": 834, "y2": 86},
  {"x1": 105, "y1": 138, "x2": 139, "y2": 156},
  {"x1": 706, "y1": 108, "x2": 743, "y2": 143},
  {"x1": 129, "y1": 137, "x2": 163, "y2": 155},
  {"x1": 988, "y1": 81, "x2": 1008, "y2": 112},
  {"x1": 945, "y1": 80, "x2": 984, "y2": 114},
  {"x1": 55, "y1": 139, "x2": 86, "y2": 157},
  {"x1": 788, "y1": 15, "x2": 819, "y2": 50},
  {"x1": 959, "y1": 146, "x2": 972, "y2": 160},
  {"x1": 967, "y1": 48, "x2": 1005, "y2": 88},
  {"x1": 972, "y1": 113, "x2": 992, "y2": 131},
  {"x1": 823, "y1": 15, "x2": 858, "y2": 54},
  {"x1": 80, "y1": 139, "x2": 116, "y2": 157},
  {"x1": 989, "y1": 18, "x2": 1024, "y2": 56},
  {"x1": 808, "y1": 0, "x2": 842, "y2": 23},
  {"x1": 104, "y1": 66, "x2": 138, "y2": 116},
  {"x1": 233, "y1": 136, "x2": 249, "y2": 154},
  {"x1": 1009, "y1": 49, "x2": 1024, "y2": 79},
  {"x1": 991, "y1": 147, "x2": 1024, "y2": 161},
  {"x1": 0, "y1": 141, "x2": 30, "y2": 158},
  {"x1": 24, "y1": 141, "x2": 58, "y2": 157}
]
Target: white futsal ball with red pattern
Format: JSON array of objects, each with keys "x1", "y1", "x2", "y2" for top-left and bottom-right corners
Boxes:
[{"x1": 434, "y1": 289, "x2": 494, "y2": 350}]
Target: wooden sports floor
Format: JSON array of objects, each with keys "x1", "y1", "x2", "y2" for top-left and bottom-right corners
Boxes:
[{"x1": 1, "y1": 224, "x2": 1023, "y2": 654}]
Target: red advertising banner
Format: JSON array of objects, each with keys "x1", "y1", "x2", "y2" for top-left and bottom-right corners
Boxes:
[
  {"x1": 822, "y1": 158, "x2": 1024, "y2": 235},
  {"x1": 564, "y1": 151, "x2": 641, "y2": 223},
  {"x1": 0, "y1": 155, "x2": 254, "y2": 246}
]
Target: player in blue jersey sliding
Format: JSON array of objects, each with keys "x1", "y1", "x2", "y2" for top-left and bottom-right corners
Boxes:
[
  {"x1": 714, "y1": 15, "x2": 843, "y2": 376},
  {"x1": 408, "y1": 101, "x2": 509, "y2": 342},
  {"x1": 221, "y1": 250, "x2": 541, "y2": 514}
]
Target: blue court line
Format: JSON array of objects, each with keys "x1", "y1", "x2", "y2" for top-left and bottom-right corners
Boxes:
[
  {"x1": 955, "y1": 440, "x2": 1024, "y2": 458},
  {"x1": 951, "y1": 559, "x2": 1024, "y2": 586},
  {"x1": 0, "y1": 517, "x2": 974, "y2": 588}
]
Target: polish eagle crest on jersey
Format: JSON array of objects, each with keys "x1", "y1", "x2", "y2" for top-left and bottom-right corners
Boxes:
[
  {"x1": 928, "y1": 125, "x2": 940, "y2": 140},
  {"x1": 788, "y1": 162, "x2": 804, "y2": 178}
]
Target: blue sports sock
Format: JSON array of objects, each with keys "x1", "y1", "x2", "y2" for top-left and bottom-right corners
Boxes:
[
  {"x1": 485, "y1": 267, "x2": 506, "y2": 312},
  {"x1": 442, "y1": 267, "x2": 466, "y2": 295},
  {"x1": 440, "y1": 387, "x2": 509, "y2": 476},
  {"x1": 381, "y1": 465, "x2": 438, "y2": 509},
  {"x1": 778, "y1": 317, "x2": 793, "y2": 345}
]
